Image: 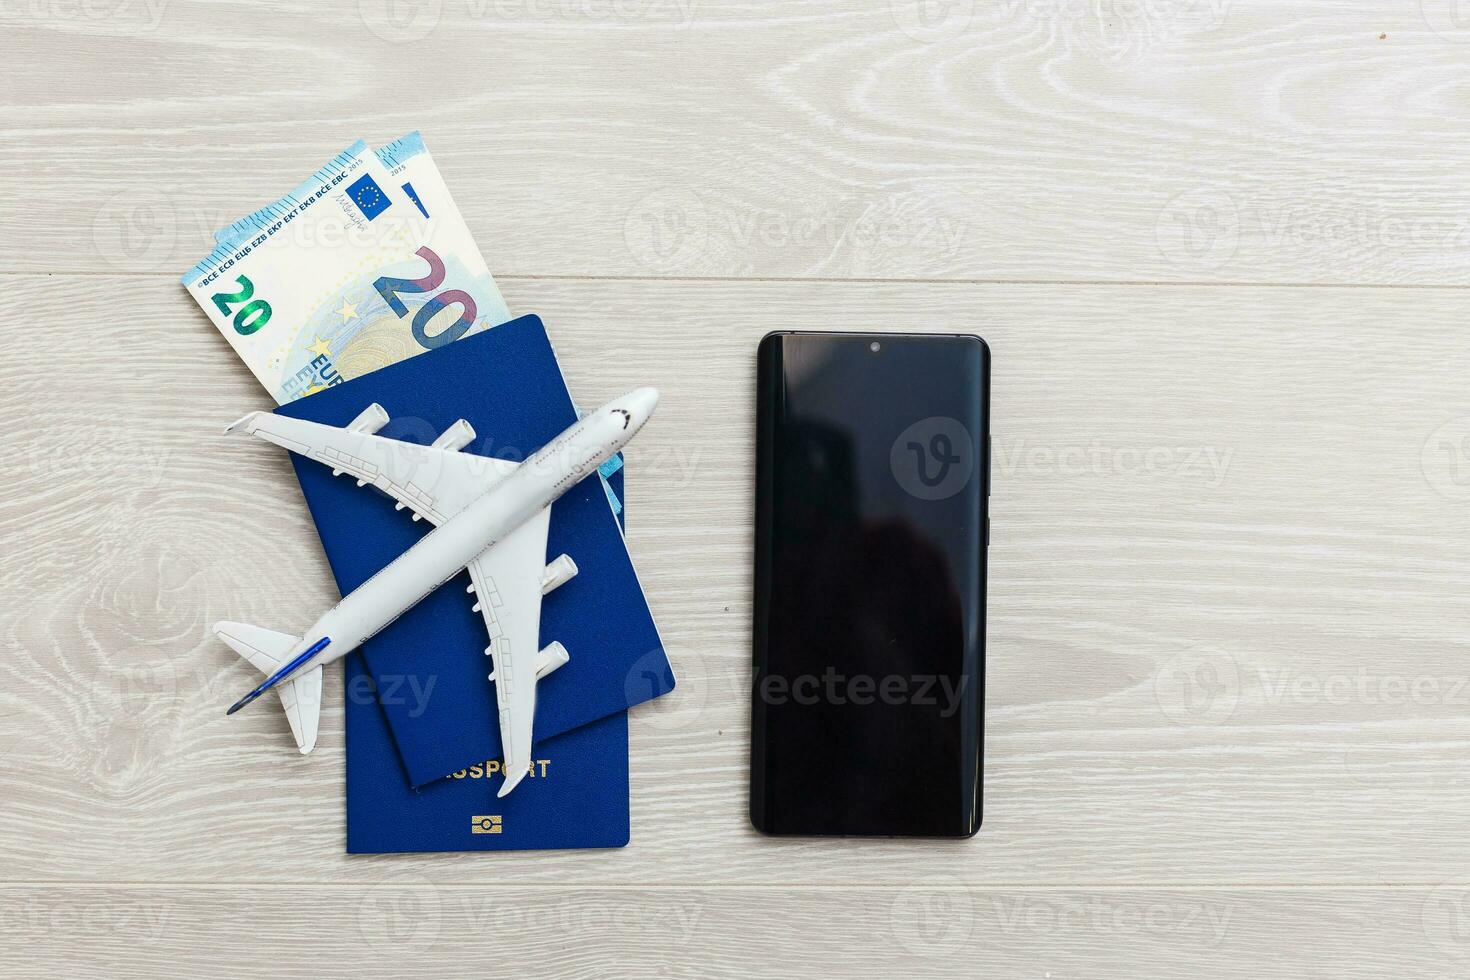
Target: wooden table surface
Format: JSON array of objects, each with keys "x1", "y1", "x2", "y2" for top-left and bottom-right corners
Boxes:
[{"x1": 4, "y1": 0, "x2": 1470, "y2": 976}]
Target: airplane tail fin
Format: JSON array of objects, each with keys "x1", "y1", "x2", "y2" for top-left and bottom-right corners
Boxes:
[{"x1": 214, "y1": 622, "x2": 323, "y2": 754}]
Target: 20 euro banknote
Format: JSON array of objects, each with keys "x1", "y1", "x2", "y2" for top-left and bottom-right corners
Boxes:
[
  {"x1": 182, "y1": 139, "x2": 511, "y2": 404},
  {"x1": 216, "y1": 133, "x2": 456, "y2": 246}
]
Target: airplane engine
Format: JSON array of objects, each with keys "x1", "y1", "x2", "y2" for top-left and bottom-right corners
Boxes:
[
  {"x1": 431, "y1": 419, "x2": 477, "y2": 451},
  {"x1": 540, "y1": 554, "x2": 578, "y2": 594},
  {"x1": 346, "y1": 403, "x2": 390, "y2": 435},
  {"x1": 535, "y1": 642, "x2": 570, "y2": 680}
]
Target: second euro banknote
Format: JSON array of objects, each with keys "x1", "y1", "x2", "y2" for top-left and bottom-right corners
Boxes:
[{"x1": 181, "y1": 138, "x2": 510, "y2": 404}]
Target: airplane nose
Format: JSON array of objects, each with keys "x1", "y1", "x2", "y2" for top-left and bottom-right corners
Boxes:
[{"x1": 624, "y1": 387, "x2": 659, "y2": 427}]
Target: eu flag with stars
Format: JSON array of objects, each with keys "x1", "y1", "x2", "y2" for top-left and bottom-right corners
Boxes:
[{"x1": 346, "y1": 174, "x2": 390, "y2": 221}]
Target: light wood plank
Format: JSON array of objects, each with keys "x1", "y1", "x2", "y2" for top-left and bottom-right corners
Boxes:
[
  {"x1": 2, "y1": 276, "x2": 1470, "y2": 886},
  {"x1": 4, "y1": 0, "x2": 1470, "y2": 283},
  {"x1": 2, "y1": 884, "x2": 1469, "y2": 978}
]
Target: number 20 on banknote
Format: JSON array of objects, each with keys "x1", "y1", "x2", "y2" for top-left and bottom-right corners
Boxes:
[
  {"x1": 374, "y1": 246, "x2": 479, "y2": 348},
  {"x1": 211, "y1": 245, "x2": 473, "y2": 349}
]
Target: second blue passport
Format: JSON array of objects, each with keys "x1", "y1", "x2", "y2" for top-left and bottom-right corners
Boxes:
[
  {"x1": 276, "y1": 314, "x2": 674, "y2": 788},
  {"x1": 345, "y1": 464, "x2": 632, "y2": 854}
]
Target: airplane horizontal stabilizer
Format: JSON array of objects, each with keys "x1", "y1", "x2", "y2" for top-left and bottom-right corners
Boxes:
[{"x1": 214, "y1": 621, "x2": 322, "y2": 754}]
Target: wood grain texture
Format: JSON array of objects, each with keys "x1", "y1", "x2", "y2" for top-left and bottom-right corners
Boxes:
[
  {"x1": 3, "y1": 275, "x2": 1470, "y2": 901},
  {"x1": 5, "y1": 0, "x2": 1470, "y2": 284},
  {"x1": 4, "y1": 884, "x2": 1469, "y2": 978},
  {"x1": 6, "y1": 3, "x2": 1470, "y2": 969}
]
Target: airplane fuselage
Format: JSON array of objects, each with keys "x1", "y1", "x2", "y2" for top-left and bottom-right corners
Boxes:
[{"x1": 271, "y1": 390, "x2": 656, "y2": 685}]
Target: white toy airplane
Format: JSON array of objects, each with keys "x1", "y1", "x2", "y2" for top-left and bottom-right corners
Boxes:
[{"x1": 214, "y1": 387, "x2": 658, "y2": 798}]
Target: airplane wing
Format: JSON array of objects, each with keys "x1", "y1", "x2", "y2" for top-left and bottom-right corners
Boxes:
[
  {"x1": 227, "y1": 407, "x2": 517, "y2": 525},
  {"x1": 466, "y1": 505, "x2": 552, "y2": 798}
]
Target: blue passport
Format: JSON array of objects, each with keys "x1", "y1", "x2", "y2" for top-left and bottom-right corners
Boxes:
[
  {"x1": 276, "y1": 314, "x2": 674, "y2": 788},
  {"x1": 346, "y1": 659, "x2": 631, "y2": 852},
  {"x1": 345, "y1": 467, "x2": 630, "y2": 854}
]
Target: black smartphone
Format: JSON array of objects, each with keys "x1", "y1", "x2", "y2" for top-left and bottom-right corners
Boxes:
[{"x1": 750, "y1": 331, "x2": 988, "y2": 837}]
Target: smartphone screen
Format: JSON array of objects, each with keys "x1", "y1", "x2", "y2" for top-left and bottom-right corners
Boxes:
[{"x1": 750, "y1": 332, "x2": 988, "y2": 837}]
